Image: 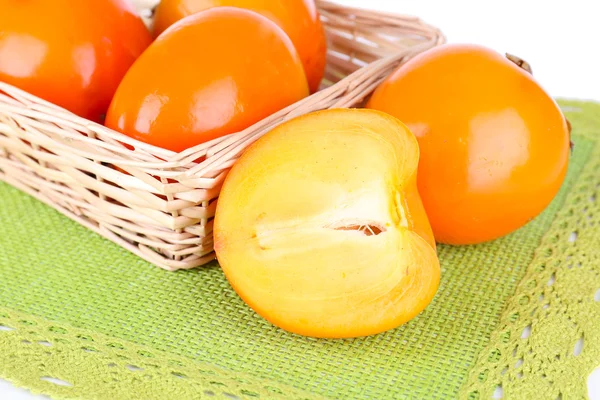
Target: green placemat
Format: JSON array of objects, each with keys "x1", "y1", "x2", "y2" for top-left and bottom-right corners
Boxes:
[{"x1": 0, "y1": 100, "x2": 599, "y2": 400}]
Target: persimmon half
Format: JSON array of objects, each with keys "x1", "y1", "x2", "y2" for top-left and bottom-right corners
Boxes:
[
  {"x1": 105, "y1": 7, "x2": 309, "y2": 153},
  {"x1": 0, "y1": 0, "x2": 152, "y2": 123},
  {"x1": 367, "y1": 43, "x2": 571, "y2": 245},
  {"x1": 213, "y1": 108, "x2": 440, "y2": 339},
  {"x1": 152, "y1": 0, "x2": 327, "y2": 93}
]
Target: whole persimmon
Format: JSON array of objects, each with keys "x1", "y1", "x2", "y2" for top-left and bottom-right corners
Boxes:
[
  {"x1": 0, "y1": 0, "x2": 152, "y2": 123},
  {"x1": 152, "y1": 0, "x2": 327, "y2": 93},
  {"x1": 367, "y1": 44, "x2": 571, "y2": 245},
  {"x1": 214, "y1": 108, "x2": 440, "y2": 339},
  {"x1": 105, "y1": 7, "x2": 309, "y2": 153}
]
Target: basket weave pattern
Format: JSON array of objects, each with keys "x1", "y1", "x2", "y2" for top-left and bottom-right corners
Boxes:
[{"x1": 0, "y1": 1, "x2": 444, "y2": 271}]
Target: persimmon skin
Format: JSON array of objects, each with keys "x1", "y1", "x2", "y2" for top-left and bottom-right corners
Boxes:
[
  {"x1": 105, "y1": 7, "x2": 309, "y2": 153},
  {"x1": 152, "y1": 0, "x2": 327, "y2": 93},
  {"x1": 0, "y1": 0, "x2": 152, "y2": 123},
  {"x1": 367, "y1": 44, "x2": 570, "y2": 245},
  {"x1": 214, "y1": 109, "x2": 440, "y2": 339}
]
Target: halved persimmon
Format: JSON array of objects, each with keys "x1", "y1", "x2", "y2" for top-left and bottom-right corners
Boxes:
[
  {"x1": 214, "y1": 108, "x2": 440, "y2": 338},
  {"x1": 151, "y1": 0, "x2": 327, "y2": 93}
]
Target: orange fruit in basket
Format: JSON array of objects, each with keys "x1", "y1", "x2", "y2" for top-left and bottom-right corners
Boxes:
[
  {"x1": 105, "y1": 7, "x2": 309, "y2": 153},
  {"x1": 213, "y1": 108, "x2": 440, "y2": 338},
  {"x1": 366, "y1": 43, "x2": 571, "y2": 245},
  {"x1": 0, "y1": 0, "x2": 152, "y2": 123},
  {"x1": 152, "y1": 0, "x2": 327, "y2": 93}
]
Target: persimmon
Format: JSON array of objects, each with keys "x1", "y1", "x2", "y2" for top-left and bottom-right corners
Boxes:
[
  {"x1": 213, "y1": 108, "x2": 440, "y2": 339},
  {"x1": 105, "y1": 7, "x2": 309, "y2": 153},
  {"x1": 0, "y1": 0, "x2": 152, "y2": 123},
  {"x1": 152, "y1": 0, "x2": 327, "y2": 93},
  {"x1": 367, "y1": 44, "x2": 571, "y2": 245}
]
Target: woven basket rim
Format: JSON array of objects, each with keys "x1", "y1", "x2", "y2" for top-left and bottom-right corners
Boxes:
[{"x1": 2, "y1": 0, "x2": 445, "y2": 164}]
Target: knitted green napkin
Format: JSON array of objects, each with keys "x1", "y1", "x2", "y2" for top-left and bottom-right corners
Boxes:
[{"x1": 0, "y1": 100, "x2": 599, "y2": 400}]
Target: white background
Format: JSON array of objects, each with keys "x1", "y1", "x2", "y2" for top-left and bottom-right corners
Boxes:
[
  {"x1": 2, "y1": 0, "x2": 599, "y2": 398},
  {"x1": 338, "y1": 0, "x2": 600, "y2": 102}
]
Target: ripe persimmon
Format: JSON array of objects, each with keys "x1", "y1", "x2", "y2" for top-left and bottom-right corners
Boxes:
[
  {"x1": 367, "y1": 44, "x2": 571, "y2": 245},
  {"x1": 0, "y1": 0, "x2": 152, "y2": 123},
  {"x1": 105, "y1": 7, "x2": 309, "y2": 153},
  {"x1": 152, "y1": 0, "x2": 327, "y2": 93},
  {"x1": 214, "y1": 108, "x2": 440, "y2": 339}
]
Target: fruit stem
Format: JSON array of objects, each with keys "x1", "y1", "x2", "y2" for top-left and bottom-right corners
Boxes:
[{"x1": 506, "y1": 53, "x2": 532, "y2": 74}]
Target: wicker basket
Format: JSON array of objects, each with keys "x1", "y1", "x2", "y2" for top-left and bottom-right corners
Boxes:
[{"x1": 0, "y1": 0, "x2": 445, "y2": 271}]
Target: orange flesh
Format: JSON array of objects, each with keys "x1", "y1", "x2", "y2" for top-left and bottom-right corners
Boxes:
[{"x1": 214, "y1": 109, "x2": 440, "y2": 338}]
